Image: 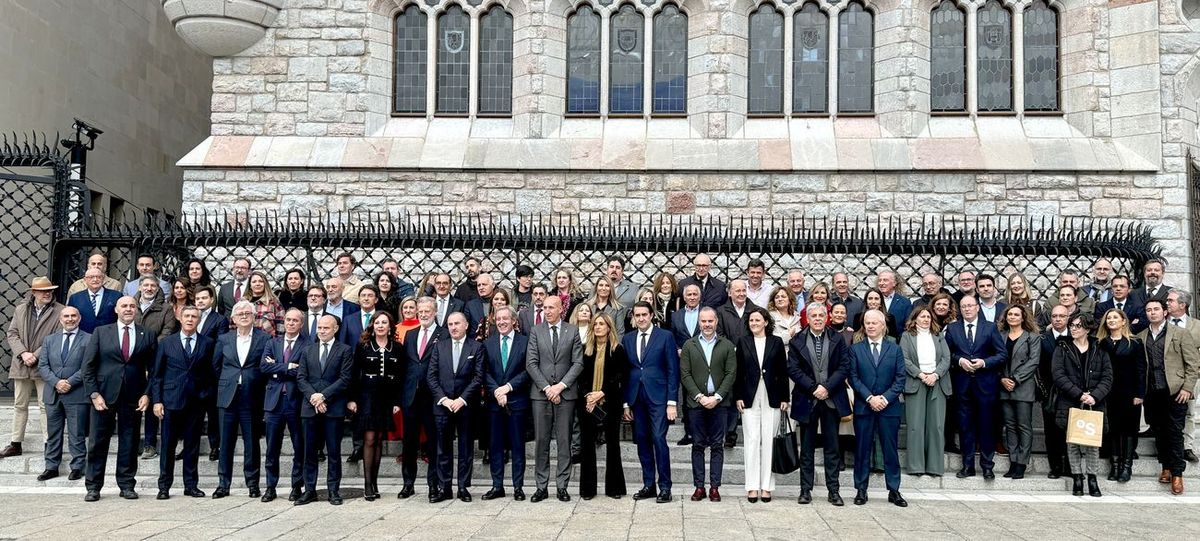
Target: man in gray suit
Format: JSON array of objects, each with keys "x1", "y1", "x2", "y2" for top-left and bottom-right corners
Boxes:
[
  {"x1": 36, "y1": 307, "x2": 90, "y2": 481},
  {"x1": 607, "y1": 256, "x2": 639, "y2": 307},
  {"x1": 526, "y1": 295, "x2": 583, "y2": 502}
]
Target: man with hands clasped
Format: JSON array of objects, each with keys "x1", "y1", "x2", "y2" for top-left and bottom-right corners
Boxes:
[
  {"x1": 295, "y1": 314, "x2": 354, "y2": 506},
  {"x1": 679, "y1": 307, "x2": 736, "y2": 502},
  {"x1": 622, "y1": 301, "x2": 680, "y2": 504},
  {"x1": 427, "y1": 312, "x2": 484, "y2": 503},
  {"x1": 848, "y1": 310, "x2": 907, "y2": 507},
  {"x1": 945, "y1": 295, "x2": 1007, "y2": 480},
  {"x1": 150, "y1": 306, "x2": 215, "y2": 499},
  {"x1": 526, "y1": 296, "x2": 584, "y2": 503}
]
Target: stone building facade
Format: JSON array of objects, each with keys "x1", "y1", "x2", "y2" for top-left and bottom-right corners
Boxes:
[{"x1": 168, "y1": 0, "x2": 1200, "y2": 287}]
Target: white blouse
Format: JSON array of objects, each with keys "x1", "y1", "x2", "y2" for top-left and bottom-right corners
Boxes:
[
  {"x1": 916, "y1": 328, "x2": 936, "y2": 373},
  {"x1": 769, "y1": 311, "x2": 800, "y2": 341},
  {"x1": 754, "y1": 336, "x2": 767, "y2": 367}
]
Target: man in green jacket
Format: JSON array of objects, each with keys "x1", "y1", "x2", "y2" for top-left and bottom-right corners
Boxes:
[{"x1": 680, "y1": 307, "x2": 737, "y2": 502}]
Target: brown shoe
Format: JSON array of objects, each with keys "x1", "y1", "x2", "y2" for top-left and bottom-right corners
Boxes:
[
  {"x1": 1159, "y1": 469, "x2": 1172, "y2": 484},
  {"x1": 708, "y1": 487, "x2": 721, "y2": 502},
  {"x1": 690, "y1": 487, "x2": 706, "y2": 501},
  {"x1": 0, "y1": 443, "x2": 22, "y2": 458},
  {"x1": 1171, "y1": 476, "x2": 1184, "y2": 495}
]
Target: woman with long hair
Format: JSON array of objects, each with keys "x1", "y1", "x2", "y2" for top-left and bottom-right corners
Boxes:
[
  {"x1": 899, "y1": 305, "x2": 951, "y2": 477},
  {"x1": 586, "y1": 276, "x2": 627, "y2": 335},
  {"x1": 853, "y1": 288, "x2": 897, "y2": 342},
  {"x1": 168, "y1": 277, "x2": 194, "y2": 321},
  {"x1": 767, "y1": 286, "x2": 800, "y2": 341},
  {"x1": 247, "y1": 270, "x2": 283, "y2": 336},
  {"x1": 997, "y1": 304, "x2": 1042, "y2": 480},
  {"x1": 652, "y1": 273, "x2": 680, "y2": 327},
  {"x1": 552, "y1": 267, "x2": 585, "y2": 318},
  {"x1": 570, "y1": 302, "x2": 594, "y2": 347},
  {"x1": 929, "y1": 292, "x2": 958, "y2": 329},
  {"x1": 798, "y1": 282, "x2": 833, "y2": 328},
  {"x1": 375, "y1": 271, "x2": 403, "y2": 320},
  {"x1": 1052, "y1": 313, "x2": 1113, "y2": 497},
  {"x1": 475, "y1": 288, "x2": 514, "y2": 342},
  {"x1": 1003, "y1": 271, "x2": 1045, "y2": 323},
  {"x1": 735, "y1": 307, "x2": 788, "y2": 502},
  {"x1": 578, "y1": 313, "x2": 627, "y2": 499},
  {"x1": 628, "y1": 287, "x2": 665, "y2": 331},
  {"x1": 352, "y1": 311, "x2": 404, "y2": 501},
  {"x1": 184, "y1": 257, "x2": 212, "y2": 287},
  {"x1": 1095, "y1": 308, "x2": 1145, "y2": 483},
  {"x1": 276, "y1": 268, "x2": 307, "y2": 312}
]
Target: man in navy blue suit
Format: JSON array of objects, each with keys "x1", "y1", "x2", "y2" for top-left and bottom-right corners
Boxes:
[
  {"x1": 482, "y1": 306, "x2": 530, "y2": 501},
  {"x1": 150, "y1": 306, "x2": 216, "y2": 499},
  {"x1": 323, "y1": 278, "x2": 360, "y2": 347},
  {"x1": 399, "y1": 297, "x2": 447, "y2": 500},
  {"x1": 1094, "y1": 275, "x2": 1146, "y2": 334},
  {"x1": 975, "y1": 274, "x2": 1007, "y2": 324},
  {"x1": 849, "y1": 310, "x2": 907, "y2": 507},
  {"x1": 788, "y1": 303, "x2": 852, "y2": 506},
  {"x1": 212, "y1": 301, "x2": 271, "y2": 499},
  {"x1": 427, "y1": 312, "x2": 483, "y2": 503},
  {"x1": 68, "y1": 268, "x2": 121, "y2": 333},
  {"x1": 622, "y1": 301, "x2": 679, "y2": 503},
  {"x1": 261, "y1": 308, "x2": 307, "y2": 502},
  {"x1": 946, "y1": 295, "x2": 1007, "y2": 480},
  {"x1": 295, "y1": 314, "x2": 355, "y2": 506},
  {"x1": 193, "y1": 285, "x2": 228, "y2": 462},
  {"x1": 877, "y1": 270, "x2": 911, "y2": 338}
]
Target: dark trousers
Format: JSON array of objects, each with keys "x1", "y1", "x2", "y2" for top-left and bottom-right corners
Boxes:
[
  {"x1": 686, "y1": 406, "x2": 728, "y2": 488},
  {"x1": 1146, "y1": 388, "x2": 1189, "y2": 476},
  {"x1": 578, "y1": 406, "x2": 626, "y2": 498},
  {"x1": 488, "y1": 406, "x2": 528, "y2": 490},
  {"x1": 302, "y1": 414, "x2": 344, "y2": 492},
  {"x1": 203, "y1": 395, "x2": 220, "y2": 450},
  {"x1": 853, "y1": 412, "x2": 900, "y2": 492},
  {"x1": 1001, "y1": 400, "x2": 1034, "y2": 466},
  {"x1": 402, "y1": 397, "x2": 437, "y2": 488},
  {"x1": 143, "y1": 403, "x2": 159, "y2": 448},
  {"x1": 1042, "y1": 404, "x2": 1067, "y2": 471},
  {"x1": 45, "y1": 400, "x2": 88, "y2": 472},
  {"x1": 158, "y1": 403, "x2": 201, "y2": 491},
  {"x1": 800, "y1": 402, "x2": 842, "y2": 492},
  {"x1": 433, "y1": 409, "x2": 474, "y2": 492},
  {"x1": 264, "y1": 397, "x2": 304, "y2": 490},
  {"x1": 944, "y1": 393, "x2": 960, "y2": 450},
  {"x1": 86, "y1": 399, "x2": 141, "y2": 492},
  {"x1": 631, "y1": 394, "x2": 672, "y2": 491},
  {"x1": 957, "y1": 379, "x2": 997, "y2": 469},
  {"x1": 218, "y1": 390, "x2": 261, "y2": 490}
]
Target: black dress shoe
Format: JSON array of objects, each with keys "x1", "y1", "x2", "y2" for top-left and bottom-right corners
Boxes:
[
  {"x1": 36, "y1": 469, "x2": 58, "y2": 481},
  {"x1": 482, "y1": 488, "x2": 506, "y2": 500},
  {"x1": 68, "y1": 470, "x2": 83, "y2": 481},
  {"x1": 582, "y1": 495, "x2": 593, "y2": 500},
  {"x1": 329, "y1": 492, "x2": 343, "y2": 505},
  {"x1": 459, "y1": 489, "x2": 473, "y2": 502},
  {"x1": 557, "y1": 489, "x2": 571, "y2": 502},
  {"x1": 888, "y1": 490, "x2": 908, "y2": 507},
  {"x1": 530, "y1": 489, "x2": 549, "y2": 502},
  {"x1": 288, "y1": 487, "x2": 302, "y2": 501},
  {"x1": 513, "y1": 488, "x2": 525, "y2": 501},
  {"x1": 632, "y1": 486, "x2": 657, "y2": 500},
  {"x1": 797, "y1": 491, "x2": 812, "y2": 504},
  {"x1": 261, "y1": 488, "x2": 277, "y2": 502},
  {"x1": 248, "y1": 487, "x2": 262, "y2": 498},
  {"x1": 212, "y1": 488, "x2": 229, "y2": 499},
  {"x1": 208, "y1": 448, "x2": 219, "y2": 461},
  {"x1": 427, "y1": 488, "x2": 441, "y2": 503},
  {"x1": 294, "y1": 491, "x2": 317, "y2": 505},
  {"x1": 956, "y1": 467, "x2": 976, "y2": 479},
  {"x1": 347, "y1": 447, "x2": 363, "y2": 463},
  {"x1": 318, "y1": 450, "x2": 326, "y2": 462},
  {"x1": 84, "y1": 491, "x2": 100, "y2": 502},
  {"x1": 120, "y1": 489, "x2": 139, "y2": 500},
  {"x1": 828, "y1": 492, "x2": 844, "y2": 506},
  {"x1": 724, "y1": 432, "x2": 737, "y2": 449},
  {"x1": 676, "y1": 435, "x2": 693, "y2": 446},
  {"x1": 1187, "y1": 450, "x2": 1199, "y2": 463},
  {"x1": 156, "y1": 490, "x2": 170, "y2": 500},
  {"x1": 185, "y1": 488, "x2": 206, "y2": 498},
  {"x1": 655, "y1": 490, "x2": 671, "y2": 503},
  {"x1": 398, "y1": 484, "x2": 414, "y2": 499},
  {"x1": 982, "y1": 468, "x2": 995, "y2": 480},
  {"x1": 853, "y1": 491, "x2": 868, "y2": 505}
]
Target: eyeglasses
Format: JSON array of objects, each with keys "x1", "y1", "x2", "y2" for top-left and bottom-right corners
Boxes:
[
  {"x1": 307, "y1": 294, "x2": 325, "y2": 298},
  {"x1": 1069, "y1": 323, "x2": 1085, "y2": 329}
]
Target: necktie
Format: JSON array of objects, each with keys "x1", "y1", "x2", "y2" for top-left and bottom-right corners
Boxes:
[
  {"x1": 1173, "y1": 318, "x2": 1183, "y2": 327},
  {"x1": 364, "y1": 312, "x2": 372, "y2": 327},
  {"x1": 639, "y1": 332, "x2": 649, "y2": 363},
  {"x1": 310, "y1": 314, "x2": 318, "y2": 338},
  {"x1": 184, "y1": 336, "x2": 193, "y2": 356},
  {"x1": 453, "y1": 340, "x2": 462, "y2": 372},
  {"x1": 61, "y1": 332, "x2": 73, "y2": 360},
  {"x1": 814, "y1": 334, "x2": 824, "y2": 362},
  {"x1": 319, "y1": 343, "x2": 330, "y2": 371},
  {"x1": 438, "y1": 298, "x2": 446, "y2": 322},
  {"x1": 91, "y1": 292, "x2": 100, "y2": 316},
  {"x1": 871, "y1": 342, "x2": 880, "y2": 363},
  {"x1": 234, "y1": 282, "x2": 243, "y2": 302},
  {"x1": 121, "y1": 326, "x2": 131, "y2": 361},
  {"x1": 1150, "y1": 287, "x2": 1157, "y2": 298},
  {"x1": 501, "y1": 335, "x2": 510, "y2": 371},
  {"x1": 550, "y1": 324, "x2": 559, "y2": 351},
  {"x1": 967, "y1": 323, "x2": 975, "y2": 344},
  {"x1": 535, "y1": 309, "x2": 543, "y2": 325},
  {"x1": 419, "y1": 327, "x2": 430, "y2": 358},
  {"x1": 284, "y1": 339, "x2": 294, "y2": 363},
  {"x1": 1116, "y1": 302, "x2": 1123, "y2": 311}
]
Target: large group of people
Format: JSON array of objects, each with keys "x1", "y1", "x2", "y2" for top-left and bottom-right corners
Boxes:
[{"x1": 5, "y1": 251, "x2": 1200, "y2": 507}]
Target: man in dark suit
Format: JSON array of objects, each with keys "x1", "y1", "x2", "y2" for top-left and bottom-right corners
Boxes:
[
  {"x1": 261, "y1": 309, "x2": 307, "y2": 502},
  {"x1": 671, "y1": 284, "x2": 703, "y2": 349},
  {"x1": 946, "y1": 295, "x2": 1007, "y2": 480},
  {"x1": 399, "y1": 297, "x2": 447, "y2": 500},
  {"x1": 679, "y1": 308, "x2": 736, "y2": 502},
  {"x1": 323, "y1": 278, "x2": 360, "y2": 347},
  {"x1": 526, "y1": 295, "x2": 584, "y2": 502},
  {"x1": 427, "y1": 312, "x2": 484, "y2": 503},
  {"x1": 432, "y1": 273, "x2": 465, "y2": 327},
  {"x1": 294, "y1": 314, "x2": 355, "y2": 505},
  {"x1": 68, "y1": 268, "x2": 121, "y2": 333},
  {"x1": 464, "y1": 273, "x2": 495, "y2": 337},
  {"x1": 149, "y1": 306, "x2": 216, "y2": 499},
  {"x1": 212, "y1": 301, "x2": 271, "y2": 498},
  {"x1": 217, "y1": 257, "x2": 251, "y2": 315},
  {"x1": 517, "y1": 283, "x2": 549, "y2": 335},
  {"x1": 36, "y1": 307, "x2": 90, "y2": 481},
  {"x1": 911, "y1": 273, "x2": 951, "y2": 308},
  {"x1": 1130, "y1": 258, "x2": 1171, "y2": 307},
  {"x1": 81, "y1": 296, "x2": 157, "y2": 501},
  {"x1": 302, "y1": 285, "x2": 327, "y2": 343},
  {"x1": 622, "y1": 301, "x2": 679, "y2": 504},
  {"x1": 454, "y1": 257, "x2": 482, "y2": 303},
  {"x1": 715, "y1": 279, "x2": 756, "y2": 449},
  {"x1": 1094, "y1": 275, "x2": 1146, "y2": 334},
  {"x1": 849, "y1": 310, "x2": 907, "y2": 507},
  {"x1": 975, "y1": 274, "x2": 1007, "y2": 324},
  {"x1": 340, "y1": 285, "x2": 381, "y2": 348},
  {"x1": 482, "y1": 306, "x2": 530, "y2": 500},
  {"x1": 677, "y1": 253, "x2": 728, "y2": 309},
  {"x1": 830, "y1": 272, "x2": 865, "y2": 330},
  {"x1": 877, "y1": 270, "x2": 912, "y2": 337},
  {"x1": 788, "y1": 303, "x2": 852, "y2": 506},
  {"x1": 1039, "y1": 304, "x2": 1072, "y2": 478},
  {"x1": 194, "y1": 285, "x2": 228, "y2": 461}
]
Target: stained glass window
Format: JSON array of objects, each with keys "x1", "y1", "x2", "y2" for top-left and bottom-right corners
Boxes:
[
  {"x1": 477, "y1": 6, "x2": 513, "y2": 115},
  {"x1": 976, "y1": 0, "x2": 1012, "y2": 111},
  {"x1": 394, "y1": 5, "x2": 427, "y2": 114},
  {"x1": 837, "y1": 2, "x2": 873, "y2": 113},
  {"x1": 567, "y1": 7, "x2": 601, "y2": 114},
  {"x1": 930, "y1": 0, "x2": 965, "y2": 111},
  {"x1": 436, "y1": 6, "x2": 471, "y2": 114},
  {"x1": 1023, "y1": 0, "x2": 1058, "y2": 111},
  {"x1": 652, "y1": 4, "x2": 687, "y2": 114},
  {"x1": 748, "y1": 5, "x2": 784, "y2": 114},
  {"x1": 610, "y1": 4, "x2": 645, "y2": 114},
  {"x1": 792, "y1": 3, "x2": 828, "y2": 113}
]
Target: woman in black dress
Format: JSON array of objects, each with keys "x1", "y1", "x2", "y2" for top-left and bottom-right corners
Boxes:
[
  {"x1": 1096, "y1": 308, "x2": 1145, "y2": 483},
  {"x1": 578, "y1": 313, "x2": 627, "y2": 499},
  {"x1": 352, "y1": 311, "x2": 404, "y2": 501},
  {"x1": 184, "y1": 257, "x2": 212, "y2": 288},
  {"x1": 276, "y1": 268, "x2": 307, "y2": 312},
  {"x1": 374, "y1": 270, "x2": 403, "y2": 320}
]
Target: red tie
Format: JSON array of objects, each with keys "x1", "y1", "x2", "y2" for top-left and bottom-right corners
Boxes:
[
  {"x1": 234, "y1": 282, "x2": 243, "y2": 302},
  {"x1": 535, "y1": 309, "x2": 543, "y2": 326},
  {"x1": 284, "y1": 339, "x2": 293, "y2": 363},
  {"x1": 121, "y1": 326, "x2": 131, "y2": 361},
  {"x1": 418, "y1": 328, "x2": 429, "y2": 358}
]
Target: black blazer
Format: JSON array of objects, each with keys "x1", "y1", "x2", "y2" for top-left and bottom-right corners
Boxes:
[
  {"x1": 787, "y1": 329, "x2": 853, "y2": 420},
  {"x1": 198, "y1": 311, "x2": 230, "y2": 341},
  {"x1": 261, "y1": 334, "x2": 303, "y2": 413},
  {"x1": 213, "y1": 329, "x2": 270, "y2": 409},
  {"x1": 150, "y1": 333, "x2": 216, "y2": 410},
  {"x1": 734, "y1": 334, "x2": 789, "y2": 409},
  {"x1": 578, "y1": 342, "x2": 627, "y2": 416},
  {"x1": 82, "y1": 322, "x2": 158, "y2": 405},
  {"x1": 1094, "y1": 297, "x2": 1147, "y2": 334},
  {"x1": 426, "y1": 337, "x2": 483, "y2": 416},
  {"x1": 401, "y1": 324, "x2": 448, "y2": 409},
  {"x1": 482, "y1": 332, "x2": 531, "y2": 411},
  {"x1": 296, "y1": 340, "x2": 354, "y2": 418}
]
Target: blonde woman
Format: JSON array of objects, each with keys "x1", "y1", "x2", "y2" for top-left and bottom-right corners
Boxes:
[
  {"x1": 247, "y1": 270, "x2": 283, "y2": 336},
  {"x1": 586, "y1": 276, "x2": 627, "y2": 335},
  {"x1": 767, "y1": 286, "x2": 800, "y2": 341},
  {"x1": 578, "y1": 313, "x2": 627, "y2": 499},
  {"x1": 570, "y1": 302, "x2": 594, "y2": 347}
]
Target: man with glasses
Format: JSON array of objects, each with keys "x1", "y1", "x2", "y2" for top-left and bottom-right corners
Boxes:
[
  {"x1": 218, "y1": 258, "x2": 253, "y2": 315},
  {"x1": 679, "y1": 254, "x2": 728, "y2": 310},
  {"x1": 1039, "y1": 304, "x2": 1073, "y2": 478},
  {"x1": 432, "y1": 273, "x2": 465, "y2": 327},
  {"x1": 212, "y1": 301, "x2": 270, "y2": 499},
  {"x1": 303, "y1": 286, "x2": 328, "y2": 343}
]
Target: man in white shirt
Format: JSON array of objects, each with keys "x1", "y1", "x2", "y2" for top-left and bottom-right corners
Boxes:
[
  {"x1": 212, "y1": 301, "x2": 270, "y2": 499},
  {"x1": 332, "y1": 252, "x2": 364, "y2": 304},
  {"x1": 745, "y1": 259, "x2": 774, "y2": 309},
  {"x1": 1167, "y1": 290, "x2": 1200, "y2": 464}
]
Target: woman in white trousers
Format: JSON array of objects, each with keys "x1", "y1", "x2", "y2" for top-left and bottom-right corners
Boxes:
[{"x1": 735, "y1": 308, "x2": 791, "y2": 502}]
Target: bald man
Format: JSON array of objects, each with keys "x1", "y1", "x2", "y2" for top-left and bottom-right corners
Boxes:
[
  {"x1": 68, "y1": 268, "x2": 121, "y2": 333},
  {"x1": 295, "y1": 314, "x2": 355, "y2": 506},
  {"x1": 678, "y1": 254, "x2": 729, "y2": 309},
  {"x1": 66, "y1": 253, "x2": 122, "y2": 297}
]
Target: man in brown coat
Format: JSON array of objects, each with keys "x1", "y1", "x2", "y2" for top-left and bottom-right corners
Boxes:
[{"x1": 3, "y1": 276, "x2": 65, "y2": 457}]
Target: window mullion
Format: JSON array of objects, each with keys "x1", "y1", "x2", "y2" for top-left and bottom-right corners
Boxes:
[
  {"x1": 426, "y1": 9, "x2": 437, "y2": 119},
  {"x1": 600, "y1": 10, "x2": 611, "y2": 117},
  {"x1": 643, "y1": 10, "x2": 653, "y2": 118},
  {"x1": 469, "y1": 11, "x2": 481, "y2": 117},
  {"x1": 783, "y1": 9, "x2": 794, "y2": 116},
  {"x1": 827, "y1": 5, "x2": 840, "y2": 118},
  {"x1": 965, "y1": 3, "x2": 978, "y2": 115},
  {"x1": 1012, "y1": 6, "x2": 1025, "y2": 114}
]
